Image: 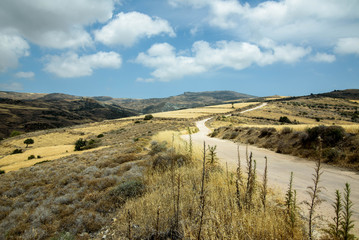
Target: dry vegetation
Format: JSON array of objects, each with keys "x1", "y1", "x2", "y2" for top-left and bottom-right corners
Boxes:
[
  {"x1": 208, "y1": 97, "x2": 359, "y2": 170},
  {"x1": 0, "y1": 118, "x2": 193, "y2": 239},
  {"x1": 127, "y1": 102, "x2": 260, "y2": 120},
  {"x1": 96, "y1": 131, "x2": 306, "y2": 239}
]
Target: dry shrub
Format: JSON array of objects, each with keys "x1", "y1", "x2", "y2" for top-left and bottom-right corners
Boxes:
[{"x1": 108, "y1": 135, "x2": 305, "y2": 239}]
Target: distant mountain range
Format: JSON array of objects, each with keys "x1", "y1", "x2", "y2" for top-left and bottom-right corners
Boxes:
[{"x1": 0, "y1": 90, "x2": 254, "y2": 138}]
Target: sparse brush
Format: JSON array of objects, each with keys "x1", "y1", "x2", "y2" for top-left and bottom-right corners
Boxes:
[
  {"x1": 324, "y1": 189, "x2": 342, "y2": 239},
  {"x1": 245, "y1": 152, "x2": 256, "y2": 209},
  {"x1": 262, "y1": 156, "x2": 268, "y2": 212},
  {"x1": 207, "y1": 145, "x2": 218, "y2": 165},
  {"x1": 340, "y1": 183, "x2": 355, "y2": 240},
  {"x1": 304, "y1": 137, "x2": 324, "y2": 240},
  {"x1": 198, "y1": 142, "x2": 207, "y2": 240},
  {"x1": 235, "y1": 144, "x2": 243, "y2": 210},
  {"x1": 187, "y1": 127, "x2": 193, "y2": 160}
]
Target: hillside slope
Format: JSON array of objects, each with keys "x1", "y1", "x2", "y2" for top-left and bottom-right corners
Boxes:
[
  {"x1": 0, "y1": 97, "x2": 137, "y2": 138},
  {"x1": 97, "y1": 90, "x2": 255, "y2": 113}
]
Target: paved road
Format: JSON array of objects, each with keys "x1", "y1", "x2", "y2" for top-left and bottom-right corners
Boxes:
[{"x1": 183, "y1": 104, "x2": 359, "y2": 234}]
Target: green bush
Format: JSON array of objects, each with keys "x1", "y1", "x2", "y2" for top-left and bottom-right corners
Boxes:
[
  {"x1": 279, "y1": 116, "x2": 292, "y2": 124},
  {"x1": 28, "y1": 155, "x2": 36, "y2": 160},
  {"x1": 12, "y1": 149, "x2": 22, "y2": 154},
  {"x1": 144, "y1": 114, "x2": 154, "y2": 120},
  {"x1": 97, "y1": 134, "x2": 104, "y2": 138},
  {"x1": 0, "y1": 169, "x2": 5, "y2": 175},
  {"x1": 110, "y1": 179, "x2": 145, "y2": 204},
  {"x1": 306, "y1": 126, "x2": 345, "y2": 147},
  {"x1": 74, "y1": 138, "x2": 87, "y2": 151}
]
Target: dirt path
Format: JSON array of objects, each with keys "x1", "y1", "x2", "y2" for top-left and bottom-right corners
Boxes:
[{"x1": 183, "y1": 104, "x2": 359, "y2": 235}]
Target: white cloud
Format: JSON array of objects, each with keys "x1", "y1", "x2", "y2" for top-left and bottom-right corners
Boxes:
[
  {"x1": 94, "y1": 12, "x2": 175, "y2": 47},
  {"x1": 44, "y1": 51, "x2": 122, "y2": 78},
  {"x1": 334, "y1": 38, "x2": 359, "y2": 55},
  {"x1": 0, "y1": 32, "x2": 30, "y2": 72},
  {"x1": 136, "y1": 40, "x2": 310, "y2": 82},
  {"x1": 0, "y1": 0, "x2": 117, "y2": 49},
  {"x1": 169, "y1": 0, "x2": 359, "y2": 46},
  {"x1": 0, "y1": 82, "x2": 23, "y2": 91},
  {"x1": 15, "y1": 71, "x2": 35, "y2": 78},
  {"x1": 309, "y1": 53, "x2": 336, "y2": 63}
]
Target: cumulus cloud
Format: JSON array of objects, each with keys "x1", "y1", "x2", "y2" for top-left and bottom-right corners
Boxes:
[
  {"x1": 169, "y1": 0, "x2": 359, "y2": 46},
  {"x1": 0, "y1": 32, "x2": 30, "y2": 72},
  {"x1": 94, "y1": 12, "x2": 175, "y2": 47},
  {"x1": 15, "y1": 71, "x2": 35, "y2": 78},
  {"x1": 136, "y1": 40, "x2": 310, "y2": 81},
  {"x1": 334, "y1": 38, "x2": 359, "y2": 55},
  {"x1": 0, "y1": 82, "x2": 23, "y2": 91},
  {"x1": 309, "y1": 53, "x2": 336, "y2": 63},
  {"x1": 44, "y1": 51, "x2": 122, "y2": 78},
  {"x1": 0, "y1": 0, "x2": 116, "y2": 49}
]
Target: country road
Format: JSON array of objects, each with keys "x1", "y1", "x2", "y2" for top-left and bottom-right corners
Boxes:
[{"x1": 183, "y1": 103, "x2": 359, "y2": 235}]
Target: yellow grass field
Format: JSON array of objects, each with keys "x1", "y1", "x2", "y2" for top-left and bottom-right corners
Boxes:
[
  {"x1": 0, "y1": 120, "x2": 130, "y2": 172},
  {"x1": 128, "y1": 102, "x2": 260, "y2": 119}
]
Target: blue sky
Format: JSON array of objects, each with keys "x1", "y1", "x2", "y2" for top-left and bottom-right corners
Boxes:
[{"x1": 0, "y1": 0, "x2": 358, "y2": 98}]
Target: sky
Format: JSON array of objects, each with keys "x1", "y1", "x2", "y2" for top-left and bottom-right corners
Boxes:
[{"x1": 0, "y1": 0, "x2": 358, "y2": 99}]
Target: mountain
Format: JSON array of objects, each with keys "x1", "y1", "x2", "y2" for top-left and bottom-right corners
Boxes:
[
  {"x1": 0, "y1": 90, "x2": 254, "y2": 138},
  {"x1": 96, "y1": 91, "x2": 255, "y2": 113}
]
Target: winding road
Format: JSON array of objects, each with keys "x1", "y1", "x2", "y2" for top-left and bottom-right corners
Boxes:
[{"x1": 183, "y1": 103, "x2": 359, "y2": 234}]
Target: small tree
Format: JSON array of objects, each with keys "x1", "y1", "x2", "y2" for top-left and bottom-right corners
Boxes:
[{"x1": 24, "y1": 138, "x2": 34, "y2": 148}]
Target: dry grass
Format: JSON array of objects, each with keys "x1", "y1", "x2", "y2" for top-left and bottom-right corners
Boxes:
[
  {"x1": 0, "y1": 119, "x2": 192, "y2": 239},
  {"x1": 126, "y1": 102, "x2": 260, "y2": 120},
  {"x1": 102, "y1": 131, "x2": 305, "y2": 239},
  {"x1": 0, "y1": 121, "x2": 132, "y2": 172}
]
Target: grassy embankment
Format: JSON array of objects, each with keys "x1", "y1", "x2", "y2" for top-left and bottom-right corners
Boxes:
[
  {"x1": 99, "y1": 130, "x2": 306, "y2": 239},
  {"x1": 209, "y1": 98, "x2": 359, "y2": 170}
]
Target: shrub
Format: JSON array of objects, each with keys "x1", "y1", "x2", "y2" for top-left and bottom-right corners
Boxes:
[
  {"x1": 323, "y1": 148, "x2": 340, "y2": 163},
  {"x1": 12, "y1": 149, "x2": 22, "y2": 154},
  {"x1": 259, "y1": 128, "x2": 276, "y2": 138},
  {"x1": 134, "y1": 120, "x2": 141, "y2": 124},
  {"x1": 306, "y1": 126, "x2": 345, "y2": 147},
  {"x1": 0, "y1": 169, "x2": 5, "y2": 175},
  {"x1": 24, "y1": 138, "x2": 34, "y2": 148},
  {"x1": 27, "y1": 155, "x2": 36, "y2": 160},
  {"x1": 74, "y1": 138, "x2": 87, "y2": 151},
  {"x1": 144, "y1": 114, "x2": 153, "y2": 120},
  {"x1": 97, "y1": 134, "x2": 104, "y2": 138},
  {"x1": 110, "y1": 179, "x2": 145, "y2": 204},
  {"x1": 149, "y1": 141, "x2": 167, "y2": 155},
  {"x1": 279, "y1": 116, "x2": 292, "y2": 124}
]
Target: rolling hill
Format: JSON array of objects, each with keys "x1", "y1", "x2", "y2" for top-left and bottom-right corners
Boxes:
[{"x1": 0, "y1": 90, "x2": 254, "y2": 138}]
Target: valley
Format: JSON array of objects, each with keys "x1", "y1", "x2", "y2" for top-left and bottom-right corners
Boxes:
[{"x1": 0, "y1": 89, "x2": 358, "y2": 239}]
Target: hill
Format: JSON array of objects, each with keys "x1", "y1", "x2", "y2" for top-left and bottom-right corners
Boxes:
[
  {"x1": 0, "y1": 97, "x2": 137, "y2": 139},
  {"x1": 314, "y1": 89, "x2": 359, "y2": 100},
  {"x1": 98, "y1": 90, "x2": 255, "y2": 113},
  {"x1": 0, "y1": 90, "x2": 254, "y2": 138}
]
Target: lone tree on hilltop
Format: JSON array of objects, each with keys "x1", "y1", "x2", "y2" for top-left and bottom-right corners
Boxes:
[{"x1": 24, "y1": 138, "x2": 34, "y2": 148}]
